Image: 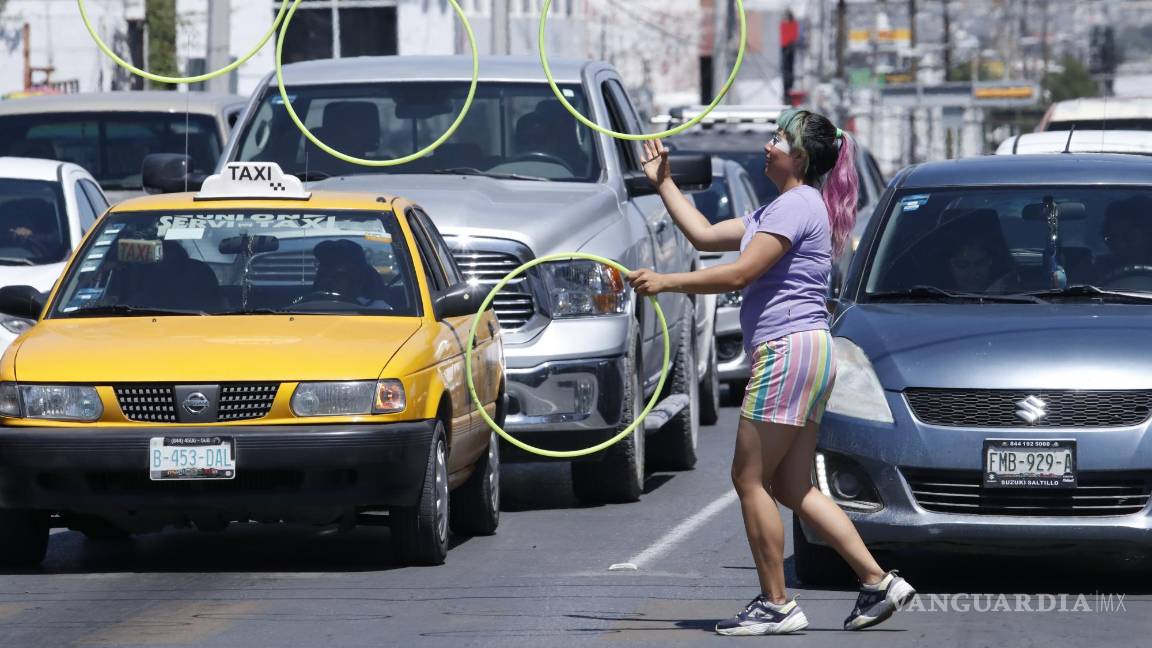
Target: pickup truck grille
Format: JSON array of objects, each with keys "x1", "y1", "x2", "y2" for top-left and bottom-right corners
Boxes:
[
  {"x1": 451, "y1": 249, "x2": 536, "y2": 330},
  {"x1": 247, "y1": 251, "x2": 317, "y2": 285}
]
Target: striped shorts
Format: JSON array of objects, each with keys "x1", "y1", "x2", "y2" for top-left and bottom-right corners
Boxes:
[{"x1": 741, "y1": 329, "x2": 837, "y2": 426}]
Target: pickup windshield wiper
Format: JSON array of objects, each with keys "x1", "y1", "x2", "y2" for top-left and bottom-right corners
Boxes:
[
  {"x1": 1021, "y1": 284, "x2": 1152, "y2": 303},
  {"x1": 867, "y1": 285, "x2": 1044, "y2": 304},
  {"x1": 64, "y1": 305, "x2": 209, "y2": 317},
  {"x1": 0, "y1": 257, "x2": 35, "y2": 266},
  {"x1": 431, "y1": 167, "x2": 549, "y2": 182}
]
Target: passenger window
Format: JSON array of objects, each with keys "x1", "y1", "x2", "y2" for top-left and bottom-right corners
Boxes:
[
  {"x1": 414, "y1": 209, "x2": 464, "y2": 286},
  {"x1": 406, "y1": 209, "x2": 448, "y2": 292},
  {"x1": 601, "y1": 79, "x2": 644, "y2": 171},
  {"x1": 73, "y1": 183, "x2": 98, "y2": 232},
  {"x1": 79, "y1": 180, "x2": 109, "y2": 213}
]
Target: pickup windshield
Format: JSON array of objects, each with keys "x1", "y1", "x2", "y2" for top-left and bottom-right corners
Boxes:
[
  {"x1": 235, "y1": 82, "x2": 602, "y2": 182},
  {"x1": 0, "y1": 112, "x2": 221, "y2": 191},
  {"x1": 50, "y1": 209, "x2": 419, "y2": 318},
  {"x1": 864, "y1": 187, "x2": 1152, "y2": 301}
]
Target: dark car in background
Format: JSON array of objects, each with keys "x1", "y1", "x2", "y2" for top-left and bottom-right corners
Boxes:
[{"x1": 796, "y1": 153, "x2": 1152, "y2": 584}]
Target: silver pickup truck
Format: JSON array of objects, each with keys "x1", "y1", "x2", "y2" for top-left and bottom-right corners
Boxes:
[{"x1": 210, "y1": 56, "x2": 716, "y2": 503}]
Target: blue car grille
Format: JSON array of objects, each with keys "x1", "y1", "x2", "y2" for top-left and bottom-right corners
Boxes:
[
  {"x1": 903, "y1": 468, "x2": 1152, "y2": 517},
  {"x1": 904, "y1": 389, "x2": 1152, "y2": 428}
]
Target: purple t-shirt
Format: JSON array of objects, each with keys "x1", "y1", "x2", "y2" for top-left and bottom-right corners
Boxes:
[{"x1": 739, "y1": 185, "x2": 832, "y2": 354}]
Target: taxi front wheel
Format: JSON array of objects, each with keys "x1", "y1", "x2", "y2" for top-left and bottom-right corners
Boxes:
[
  {"x1": 0, "y1": 510, "x2": 49, "y2": 567},
  {"x1": 391, "y1": 422, "x2": 450, "y2": 566}
]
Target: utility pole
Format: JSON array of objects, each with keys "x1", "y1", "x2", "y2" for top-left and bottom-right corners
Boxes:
[
  {"x1": 942, "y1": 0, "x2": 952, "y2": 81},
  {"x1": 835, "y1": 0, "x2": 847, "y2": 81},
  {"x1": 492, "y1": 0, "x2": 510, "y2": 56},
  {"x1": 712, "y1": 0, "x2": 729, "y2": 99},
  {"x1": 205, "y1": 0, "x2": 231, "y2": 93}
]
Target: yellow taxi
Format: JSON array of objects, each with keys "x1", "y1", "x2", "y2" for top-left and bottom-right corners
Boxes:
[{"x1": 0, "y1": 162, "x2": 505, "y2": 566}]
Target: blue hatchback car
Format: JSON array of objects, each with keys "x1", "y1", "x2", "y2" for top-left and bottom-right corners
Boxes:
[{"x1": 795, "y1": 154, "x2": 1152, "y2": 583}]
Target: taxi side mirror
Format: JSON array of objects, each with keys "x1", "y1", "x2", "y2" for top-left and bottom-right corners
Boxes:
[
  {"x1": 433, "y1": 283, "x2": 485, "y2": 320},
  {"x1": 0, "y1": 285, "x2": 45, "y2": 321},
  {"x1": 142, "y1": 154, "x2": 207, "y2": 194}
]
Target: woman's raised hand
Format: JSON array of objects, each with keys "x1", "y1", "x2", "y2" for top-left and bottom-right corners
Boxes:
[{"x1": 641, "y1": 139, "x2": 671, "y2": 188}]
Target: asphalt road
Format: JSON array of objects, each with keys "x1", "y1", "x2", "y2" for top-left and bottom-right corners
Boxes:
[{"x1": 0, "y1": 405, "x2": 1147, "y2": 647}]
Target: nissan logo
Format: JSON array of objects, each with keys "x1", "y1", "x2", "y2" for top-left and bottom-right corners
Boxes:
[{"x1": 183, "y1": 392, "x2": 211, "y2": 415}]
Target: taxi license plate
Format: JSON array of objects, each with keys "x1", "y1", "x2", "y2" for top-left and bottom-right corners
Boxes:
[
  {"x1": 983, "y1": 439, "x2": 1076, "y2": 489},
  {"x1": 149, "y1": 437, "x2": 236, "y2": 481}
]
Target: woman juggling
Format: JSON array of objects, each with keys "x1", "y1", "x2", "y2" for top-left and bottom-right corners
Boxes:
[{"x1": 626, "y1": 109, "x2": 916, "y2": 635}]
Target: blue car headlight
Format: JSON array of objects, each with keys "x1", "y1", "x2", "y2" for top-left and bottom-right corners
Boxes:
[{"x1": 825, "y1": 338, "x2": 894, "y2": 423}]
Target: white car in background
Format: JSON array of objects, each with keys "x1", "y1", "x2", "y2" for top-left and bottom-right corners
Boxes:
[
  {"x1": 997, "y1": 130, "x2": 1152, "y2": 156},
  {"x1": 0, "y1": 157, "x2": 107, "y2": 346}
]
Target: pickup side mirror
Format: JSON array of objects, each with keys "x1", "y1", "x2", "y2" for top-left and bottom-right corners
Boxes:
[
  {"x1": 433, "y1": 283, "x2": 486, "y2": 320},
  {"x1": 0, "y1": 285, "x2": 45, "y2": 321},
  {"x1": 142, "y1": 154, "x2": 207, "y2": 194},
  {"x1": 624, "y1": 152, "x2": 713, "y2": 197}
]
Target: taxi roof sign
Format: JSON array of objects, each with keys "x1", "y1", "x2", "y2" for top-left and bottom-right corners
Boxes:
[{"x1": 196, "y1": 162, "x2": 311, "y2": 201}]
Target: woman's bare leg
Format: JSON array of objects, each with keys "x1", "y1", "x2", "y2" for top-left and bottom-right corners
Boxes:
[
  {"x1": 731, "y1": 416, "x2": 802, "y2": 604},
  {"x1": 771, "y1": 419, "x2": 886, "y2": 584}
]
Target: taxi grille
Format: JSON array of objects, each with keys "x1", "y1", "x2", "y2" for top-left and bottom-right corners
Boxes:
[
  {"x1": 114, "y1": 386, "x2": 177, "y2": 423},
  {"x1": 218, "y1": 384, "x2": 280, "y2": 421},
  {"x1": 451, "y1": 249, "x2": 536, "y2": 330},
  {"x1": 902, "y1": 468, "x2": 1152, "y2": 517},
  {"x1": 904, "y1": 389, "x2": 1152, "y2": 428},
  {"x1": 114, "y1": 384, "x2": 278, "y2": 423}
]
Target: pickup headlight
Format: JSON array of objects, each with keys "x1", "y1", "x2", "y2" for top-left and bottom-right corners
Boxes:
[
  {"x1": 0, "y1": 316, "x2": 33, "y2": 335},
  {"x1": 0, "y1": 383, "x2": 104, "y2": 421},
  {"x1": 542, "y1": 260, "x2": 627, "y2": 317},
  {"x1": 291, "y1": 380, "x2": 405, "y2": 417},
  {"x1": 825, "y1": 338, "x2": 894, "y2": 423},
  {"x1": 717, "y1": 290, "x2": 743, "y2": 308}
]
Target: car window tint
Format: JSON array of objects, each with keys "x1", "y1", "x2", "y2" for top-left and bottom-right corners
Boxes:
[
  {"x1": 73, "y1": 183, "x2": 98, "y2": 232},
  {"x1": 414, "y1": 209, "x2": 463, "y2": 286},
  {"x1": 406, "y1": 210, "x2": 447, "y2": 292}
]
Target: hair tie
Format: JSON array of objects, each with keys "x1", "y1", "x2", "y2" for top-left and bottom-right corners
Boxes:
[{"x1": 835, "y1": 128, "x2": 843, "y2": 142}]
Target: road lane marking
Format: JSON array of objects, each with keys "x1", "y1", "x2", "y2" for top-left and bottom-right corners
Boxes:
[{"x1": 613, "y1": 490, "x2": 739, "y2": 570}]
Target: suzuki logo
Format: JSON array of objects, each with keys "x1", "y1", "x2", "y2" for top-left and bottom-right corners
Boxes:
[
  {"x1": 1015, "y1": 396, "x2": 1047, "y2": 425},
  {"x1": 183, "y1": 392, "x2": 211, "y2": 415}
]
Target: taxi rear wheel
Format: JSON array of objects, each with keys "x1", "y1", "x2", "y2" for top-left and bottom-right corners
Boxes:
[
  {"x1": 450, "y1": 430, "x2": 501, "y2": 536},
  {"x1": 391, "y1": 423, "x2": 450, "y2": 566},
  {"x1": 0, "y1": 510, "x2": 49, "y2": 567}
]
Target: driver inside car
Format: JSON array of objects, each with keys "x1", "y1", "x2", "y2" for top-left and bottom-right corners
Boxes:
[
  {"x1": 1096, "y1": 195, "x2": 1152, "y2": 281},
  {"x1": 307, "y1": 239, "x2": 391, "y2": 307}
]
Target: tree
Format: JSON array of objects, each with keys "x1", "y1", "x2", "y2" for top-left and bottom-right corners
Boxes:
[
  {"x1": 1043, "y1": 55, "x2": 1097, "y2": 104},
  {"x1": 146, "y1": 0, "x2": 178, "y2": 89}
]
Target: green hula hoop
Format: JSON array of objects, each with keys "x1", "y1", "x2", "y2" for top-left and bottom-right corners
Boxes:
[
  {"x1": 465, "y1": 253, "x2": 672, "y2": 459},
  {"x1": 275, "y1": 0, "x2": 479, "y2": 167},
  {"x1": 537, "y1": 0, "x2": 747, "y2": 140},
  {"x1": 78, "y1": 0, "x2": 291, "y2": 85}
]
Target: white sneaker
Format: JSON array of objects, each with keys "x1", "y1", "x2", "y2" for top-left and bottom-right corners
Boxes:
[{"x1": 843, "y1": 570, "x2": 916, "y2": 631}]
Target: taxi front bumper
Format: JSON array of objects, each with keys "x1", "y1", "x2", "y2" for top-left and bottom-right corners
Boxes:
[{"x1": 0, "y1": 422, "x2": 435, "y2": 514}]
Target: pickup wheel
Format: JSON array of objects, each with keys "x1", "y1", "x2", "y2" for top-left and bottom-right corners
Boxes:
[
  {"x1": 571, "y1": 330, "x2": 645, "y2": 504},
  {"x1": 449, "y1": 430, "x2": 501, "y2": 536},
  {"x1": 649, "y1": 307, "x2": 699, "y2": 471},
  {"x1": 392, "y1": 422, "x2": 450, "y2": 565},
  {"x1": 699, "y1": 336, "x2": 720, "y2": 426},
  {"x1": 0, "y1": 510, "x2": 49, "y2": 567}
]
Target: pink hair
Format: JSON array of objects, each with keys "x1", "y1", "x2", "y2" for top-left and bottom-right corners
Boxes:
[{"x1": 821, "y1": 134, "x2": 859, "y2": 258}]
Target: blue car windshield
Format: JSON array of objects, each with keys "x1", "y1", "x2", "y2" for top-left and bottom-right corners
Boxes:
[
  {"x1": 49, "y1": 209, "x2": 420, "y2": 318},
  {"x1": 864, "y1": 187, "x2": 1152, "y2": 297}
]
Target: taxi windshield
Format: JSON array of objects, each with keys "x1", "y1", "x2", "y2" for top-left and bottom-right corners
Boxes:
[
  {"x1": 864, "y1": 187, "x2": 1152, "y2": 299},
  {"x1": 50, "y1": 209, "x2": 419, "y2": 318}
]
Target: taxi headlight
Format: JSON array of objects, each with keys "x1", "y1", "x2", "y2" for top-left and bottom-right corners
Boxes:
[
  {"x1": 825, "y1": 338, "x2": 894, "y2": 423},
  {"x1": 542, "y1": 260, "x2": 627, "y2": 318},
  {"x1": 291, "y1": 380, "x2": 406, "y2": 417},
  {"x1": 0, "y1": 316, "x2": 34, "y2": 335},
  {"x1": 0, "y1": 383, "x2": 103, "y2": 421}
]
